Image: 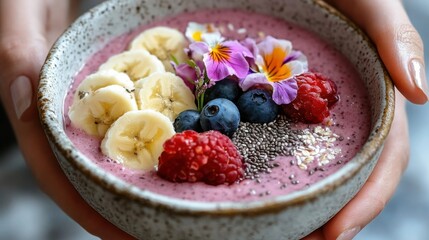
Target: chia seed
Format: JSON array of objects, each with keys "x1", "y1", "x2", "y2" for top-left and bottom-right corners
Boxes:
[
  {"x1": 232, "y1": 114, "x2": 341, "y2": 184},
  {"x1": 232, "y1": 115, "x2": 304, "y2": 180},
  {"x1": 291, "y1": 180, "x2": 300, "y2": 185}
]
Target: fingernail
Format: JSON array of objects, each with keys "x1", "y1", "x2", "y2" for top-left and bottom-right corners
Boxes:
[
  {"x1": 337, "y1": 226, "x2": 361, "y2": 240},
  {"x1": 10, "y1": 76, "x2": 33, "y2": 120},
  {"x1": 409, "y1": 58, "x2": 429, "y2": 101}
]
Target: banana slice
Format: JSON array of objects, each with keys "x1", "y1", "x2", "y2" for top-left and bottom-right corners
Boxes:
[
  {"x1": 135, "y1": 72, "x2": 197, "y2": 121},
  {"x1": 99, "y1": 49, "x2": 165, "y2": 81},
  {"x1": 73, "y1": 69, "x2": 134, "y2": 103},
  {"x1": 129, "y1": 26, "x2": 189, "y2": 72},
  {"x1": 69, "y1": 85, "x2": 138, "y2": 137},
  {"x1": 101, "y1": 110, "x2": 175, "y2": 170}
]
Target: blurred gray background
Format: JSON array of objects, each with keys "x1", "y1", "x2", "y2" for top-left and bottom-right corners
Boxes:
[{"x1": 1, "y1": 0, "x2": 428, "y2": 239}]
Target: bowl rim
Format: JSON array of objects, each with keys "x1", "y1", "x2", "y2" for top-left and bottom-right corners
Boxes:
[{"x1": 38, "y1": 0, "x2": 395, "y2": 216}]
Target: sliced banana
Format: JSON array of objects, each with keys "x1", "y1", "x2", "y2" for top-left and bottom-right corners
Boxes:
[
  {"x1": 73, "y1": 69, "x2": 134, "y2": 103},
  {"x1": 135, "y1": 72, "x2": 197, "y2": 121},
  {"x1": 101, "y1": 110, "x2": 175, "y2": 170},
  {"x1": 69, "y1": 85, "x2": 138, "y2": 137},
  {"x1": 99, "y1": 49, "x2": 165, "y2": 81},
  {"x1": 129, "y1": 26, "x2": 189, "y2": 72}
]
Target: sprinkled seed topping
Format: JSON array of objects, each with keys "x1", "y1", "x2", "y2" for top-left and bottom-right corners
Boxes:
[
  {"x1": 232, "y1": 115, "x2": 304, "y2": 180},
  {"x1": 232, "y1": 115, "x2": 341, "y2": 181},
  {"x1": 294, "y1": 126, "x2": 341, "y2": 170}
]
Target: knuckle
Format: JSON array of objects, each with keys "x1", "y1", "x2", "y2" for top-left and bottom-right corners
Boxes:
[
  {"x1": 373, "y1": 196, "x2": 386, "y2": 215},
  {"x1": 396, "y1": 24, "x2": 424, "y2": 52},
  {"x1": 0, "y1": 36, "x2": 46, "y2": 66},
  {"x1": 367, "y1": 181, "x2": 387, "y2": 213},
  {"x1": 399, "y1": 144, "x2": 410, "y2": 174},
  {"x1": 0, "y1": 37, "x2": 28, "y2": 66},
  {"x1": 0, "y1": 35, "x2": 47, "y2": 90}
]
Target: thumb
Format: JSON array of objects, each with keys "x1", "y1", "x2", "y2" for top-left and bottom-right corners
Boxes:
[
  {"x1": 0, "y1": 0, "x2": 48, "y2": 122},
  {"x1": 328, "y1": 0, "x2": 428, "y2": 104}
]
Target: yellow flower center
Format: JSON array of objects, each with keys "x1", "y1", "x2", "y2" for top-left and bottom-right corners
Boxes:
[
  {"x1": 262, "y1": 46, "x2": 292, "y2": 82},
  {"x1": 210, "y1": 44, "x2": 231, "y2": 62},
  {"x1": 192, "y1": 31, "x2": 203, "y2": 42}
]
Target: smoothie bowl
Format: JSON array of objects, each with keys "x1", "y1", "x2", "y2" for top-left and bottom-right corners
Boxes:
[{"x1": 38, "y1": 0, "x2": 394, "y2": 239}]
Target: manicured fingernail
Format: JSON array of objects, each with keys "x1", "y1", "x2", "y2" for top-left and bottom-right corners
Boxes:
[
  {"x1": 409, "y1": 58, "x2": 429, "y2": 101},
  {"x1": 10, "y1": 76, "x2": 33, "y2": 120},
  {"x1": 337, "y1": 226, "x2": 361, "y2": 240}
]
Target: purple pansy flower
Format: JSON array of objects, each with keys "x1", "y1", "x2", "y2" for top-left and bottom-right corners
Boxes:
[
  {"x1": 189, "y1": 32, "x2": 253, "y2": 81},
  {"x1": 240, "y1": 36, "x2": 308, "y2": 105},
  {"x1": 240, "y1": 37, "x2": 258, "y2": 69}
]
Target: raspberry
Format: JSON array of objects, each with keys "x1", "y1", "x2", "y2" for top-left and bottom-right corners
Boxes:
[
  {"x1": 157, "y1": 130, "x2": 244, "y2": 185},
  {"x1": 283, "y1": 72, "x2": 339, "y2": 123}
]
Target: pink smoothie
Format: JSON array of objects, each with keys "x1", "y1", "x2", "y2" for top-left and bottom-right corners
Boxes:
[{"x1": 64, "y1": 9, "x2": 371, "y2": 202}]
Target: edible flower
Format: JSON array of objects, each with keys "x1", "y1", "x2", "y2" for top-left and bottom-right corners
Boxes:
[
  {"x1": 240, "y1": 37, "x2": 258, "y2": 69},
  {"x1": 189, "y1": 32, "x2": 253, "y2": 81},
  {"x1": 240, "y1": 36, "x2": 308, "y2": 105},
  {"x1": 185, "y1": 22, "x2": 217, "y2": 42}
]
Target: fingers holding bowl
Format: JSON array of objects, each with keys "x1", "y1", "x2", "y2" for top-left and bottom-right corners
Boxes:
[
  {"x1": 302, "y1": 93, "x2": 408, "y2": 240},
  {"x1": 322, "y1": 92, "x2": 409, "y2": 239},
  {"x1": 38, "y1": 1, "x2": 396, "y2": 239},
  {"x1": 326, "y1": 0, "x2": 428, "y2": 104},
  {"x1": 0, "y1": 1, "x2": 135, "y2": 239}
]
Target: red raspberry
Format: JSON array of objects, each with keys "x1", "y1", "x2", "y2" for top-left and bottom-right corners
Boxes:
[
  {"x1": 283, "y1": 72, "x2": 339, "y2": 123},
  {"x1": 157, "y1": 130, "x2": 244, "y2": 185}
]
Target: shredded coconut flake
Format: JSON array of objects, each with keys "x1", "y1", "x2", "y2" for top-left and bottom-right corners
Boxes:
[{"x1": 294, "y1": 126, "x2": 341, "y2": 170}]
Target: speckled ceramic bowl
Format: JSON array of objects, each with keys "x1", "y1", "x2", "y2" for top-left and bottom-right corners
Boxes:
[{"x1": 38, "y1": 0, "x2": 394, "y2": 239}]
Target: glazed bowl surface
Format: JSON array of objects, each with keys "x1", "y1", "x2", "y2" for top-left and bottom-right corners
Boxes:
[{"x1": 38, "y1": 0, "x2": 394, "y2": 239}]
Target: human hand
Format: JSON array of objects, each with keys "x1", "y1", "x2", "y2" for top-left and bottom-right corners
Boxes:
[
  {"x1": 0, "y1": 0, "x2": 134, "y2": 239},
  {"x1": 303, "y1": 0, "x2": 427, "y2": 239}
]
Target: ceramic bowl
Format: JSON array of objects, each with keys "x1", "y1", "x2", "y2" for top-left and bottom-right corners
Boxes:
[{"x1": 38, "y1": 0, "x2": 394, "y2": 239}]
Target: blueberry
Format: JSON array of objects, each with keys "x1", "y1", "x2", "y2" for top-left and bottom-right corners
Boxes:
[
  {"x1": 200, "y1": 98, "x2": 240, "y2": 137},
  {"x1": 204, "y1": 78, "x2": 242, "y2": 104},
  {"x1": 236, "y1": 89, "x2": 279, "y2": 123},
  {"x1": 174, "y1": 110, "x2": 202, "y2": 132}
]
